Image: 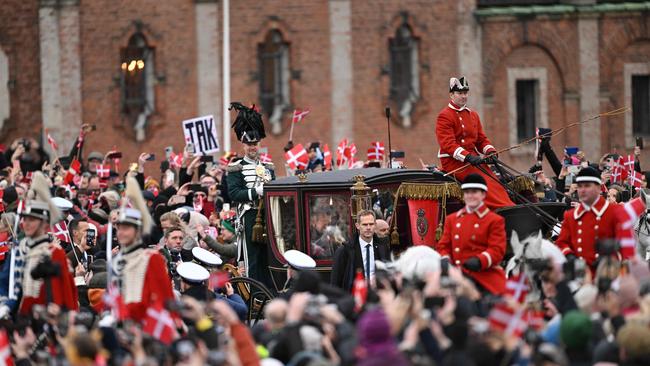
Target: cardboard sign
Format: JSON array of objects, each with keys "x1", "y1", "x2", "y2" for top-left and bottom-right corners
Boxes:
[{"x1": 182, "y1": 115, "x2": 220, "y2": 155}]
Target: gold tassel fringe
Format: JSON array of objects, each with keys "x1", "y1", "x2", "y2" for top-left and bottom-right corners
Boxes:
[
  {"x1": 507, "y1": 175, "x2": 535, "y2": 194},
  {"x1": 394, "y1": 182, "x2": 462, "y2": 201},
  {"x1": 252, "y1": 200, "x2": 265, "y2": 244}
]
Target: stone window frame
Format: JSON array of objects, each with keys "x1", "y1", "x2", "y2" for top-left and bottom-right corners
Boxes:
[
  {"x1": 257, "y1": 29, "x2": 291, "y2": 134},
  {"x1": 0, "y1": 48, "x2": 9, "y2": 132},
  {"x1": 624, "y1": 62, "x2": 650, "y2": 148},
  {"x1": 120, "y1": 32, "x2": 155, "y2": 142},
  {"x1": 388, "y1": 22, "x2": 420, "y2": 128},
  {"x1": 507, "y1": 67, "x2": 548, "y2": 155}
]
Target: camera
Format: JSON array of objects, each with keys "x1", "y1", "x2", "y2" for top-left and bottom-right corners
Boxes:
[
  {"x1": 596, "y1": 239, "x2": 619, "y2": 257},
  {"x1": 30, "y1": 257, "x2": 60, "y2": 280},
  {"x1": 303, "y1": 294, "x2": 327, "y2": 323},
  {"x1": 86, "y1": 230, "x2": 96, "y2": 247}
]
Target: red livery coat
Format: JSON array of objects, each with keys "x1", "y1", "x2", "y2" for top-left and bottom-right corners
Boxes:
[
  {"x1": 121, "y1": 248, "x2": 175, "y2": 322},
  {"x1": 19, "y1": 246, "x2": 78, "y2": 315},
  {"x1": 555, "y1": 197, "x2": 626, "y2": 267},
  {"x1": 436, "y1": 205, "x2": 507, "y2": 295},
  {"x1": 435, "y1": 102, "x2": 514, "y2": 208}
]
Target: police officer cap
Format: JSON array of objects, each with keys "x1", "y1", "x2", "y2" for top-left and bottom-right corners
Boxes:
[
  {"x1": 52, "y1": 197, "x2": 74, "y2": 211},
  {"x1": 192, "y1": 247, "x2": 223, "y2": 267},
  {"x1": 283, "y1": 250, "x2": 316, "y2": 270},
  {"x1": 575, "y1": 166, "x2": 602, "y2": 185},
  {"x1": 461, "y1": 173, "x2": 488, "y2": 192},
  {"x1": 176, "y1": 262, "x2": 210, "y2": 284}
]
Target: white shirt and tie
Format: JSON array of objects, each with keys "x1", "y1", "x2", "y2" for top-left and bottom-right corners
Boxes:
[{"x1": 359, "y1": 236, "x2": 375, "y2": 280}]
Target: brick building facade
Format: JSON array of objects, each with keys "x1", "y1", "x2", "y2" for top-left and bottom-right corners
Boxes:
[{"x1": 0, "y1": 0, "x2": 649, "y2": 175}]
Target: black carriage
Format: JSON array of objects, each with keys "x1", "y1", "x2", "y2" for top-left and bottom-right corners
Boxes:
[{"x1": 261, "y1": 168, "x2": 467, "y2": 292}]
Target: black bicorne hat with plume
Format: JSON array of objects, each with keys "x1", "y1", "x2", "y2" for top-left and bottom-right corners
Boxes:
[{"x1": 229, "y1": 102, "x2": 266, "y2": 143}]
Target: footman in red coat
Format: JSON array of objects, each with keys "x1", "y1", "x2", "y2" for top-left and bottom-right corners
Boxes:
[
  {"x1": 555, "y1": 167, "x2": 628, "y2": 270},
  {"x1": 435, "y1": 76, "x2": 514, "y2": 209},
  {"x1": 436, "y1": 174, "x2": 507, "y2": 295}
]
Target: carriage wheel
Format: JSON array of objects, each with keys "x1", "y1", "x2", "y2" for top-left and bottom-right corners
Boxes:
[{"x1": 228, "y1": 276, "x2": 275, "y2": 326}]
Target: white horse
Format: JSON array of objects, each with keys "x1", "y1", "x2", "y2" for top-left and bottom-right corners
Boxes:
[
  {"x1": 505, "y1": 230, "x2": 566, "y2": 277},
  {"x1": 506, "y1": 230, "x2": 566, "y2": 302}
]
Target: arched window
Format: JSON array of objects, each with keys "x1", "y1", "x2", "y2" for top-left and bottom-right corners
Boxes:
[
  {"x1": 389, "y1": 23, "x2": 420, "y2": 127},
  {"x1": 120, "y1": 33, "x2": 155, "y2": 141},
  {"x1": 0, "y1": 48, "x2": 9, "y2": 131},
  {"x1": 258, "y1": 29, "x2": 290, "y2": 134}
]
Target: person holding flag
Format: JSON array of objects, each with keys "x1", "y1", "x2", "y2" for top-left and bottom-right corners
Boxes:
[
  {"x1": 306, "y1": 142, "x2": 325, "y2": 172},
  {"x1": 435, "y1": 76, "x2": 514, "y2": 208},
  {"x1": 226, "y1": 103, "x2": 275, "y2": 287}
]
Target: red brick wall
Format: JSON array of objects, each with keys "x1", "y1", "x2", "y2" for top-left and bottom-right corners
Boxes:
[
  {"x1": 79, "y1": 0, "x2": 198, "y2": 175},
  {"x1": 350, "y1": 0, "x2": 459, "y2": 169},
  {"x1": 2, "y1": 1, "x2": 650, "y2": 176},
  {"x1": 600, "y1": 15, "x2": 650, "y2": 161},
  {"x1": 0, "y1": 0, "x2": 42, "y2": 144},
  {"x1": 227, "y1": 0, "x2": 332, "y2": 171},
  {"x1": 481, "y1": 18, "x2": 581, "y2": 172}
]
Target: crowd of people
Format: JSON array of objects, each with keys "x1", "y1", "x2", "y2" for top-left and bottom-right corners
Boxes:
[{"x1": 0, "y1": 79, "x2": 648, "y2": 366}]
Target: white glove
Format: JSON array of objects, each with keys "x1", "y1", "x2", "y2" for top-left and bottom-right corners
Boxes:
[
  {"x1": 255, "y1": 185, "x2": 264, "y2": 196},
  {"x1": 0, "y1": 305, "x2": 10, "y2": 319}
]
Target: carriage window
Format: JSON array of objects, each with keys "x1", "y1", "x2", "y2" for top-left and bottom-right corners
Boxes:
[
  {"x1": 308, "y1": 195, "x2": 350, "y2": 260},
  {"x1": 269, "y1": 195, "x2": 297, "y2": 254}
]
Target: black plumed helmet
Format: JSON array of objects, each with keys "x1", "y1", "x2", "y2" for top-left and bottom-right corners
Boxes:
[{"x1": 229, "y1": 102, "x2": 266, "y2": 143}]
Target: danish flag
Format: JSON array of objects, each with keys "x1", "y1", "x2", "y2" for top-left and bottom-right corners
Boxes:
[
  {"x1": 612, "y1": 162, "x2": 627, "y2": 184},
  {"x1": 259, "y1": 148, "x2": 272, "y2": 164},
  {"x1": 291, "y1": 109, "x2": 310, "y2": 124},
  {"x1": 46, "y1": 130, "x2": 58, "y2": 150},
  {"x1": 336, "y1": 139, "x2": 357, "y2": 168},
  {"x1": 505, "y1": 274, "x2": 529, "y2": 303},
  {"x1": 284, "y1": 144, "x2": 309, "y2": 170},
  {"x1": 488, "y1": 303, "x2": 528, "y2": 337},
  {"x1": 367, "y1": 141, "x2": 385, "y2": 161},
  {"x1": 617, "y1": 197, "x2": 645, "y2": 259},
  {"x1": 352, "y1": 271, "x2": 367, "y2": 312},
  {"x1": 96, "y1": 164, "x2": 110, "y2": 178},
  {"x1": 208, "y1": 271, "x2": 230, "y2": 290},
  {"x1": 63, "y1": 159, "x2": 81, "y2": 185},
  {"x1": 629, "y1": 170, "x2": 644, "y2": 189},
  {"x1": 322, "y1": 144, "x2": 332, "y2": 170},
  {"x1": 622, "y1": 154, "x2": 636, "y2": 172},
  {"x1": 143, "y1": 300, "x2": 178, "y2": 345},
  {"x1": 50, "y1": 220, "x2": 71, "y2": 243},
  {"x1": 169, "y1": 153, "x2": 184, "y2": 169}
]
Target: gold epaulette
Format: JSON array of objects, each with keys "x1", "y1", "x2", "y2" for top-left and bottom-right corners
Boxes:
[{"x1": 225, "y1": 159, "x2": 243, "y2": 173}]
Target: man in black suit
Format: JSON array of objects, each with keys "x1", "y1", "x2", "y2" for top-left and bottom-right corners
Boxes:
[{"x1": 331, "y1": 210, "x2": 390, "y2": 292}]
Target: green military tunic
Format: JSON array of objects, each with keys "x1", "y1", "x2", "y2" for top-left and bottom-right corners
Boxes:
[{"x1": 226, "y1": 156, "x2": 274, "y2": 286}]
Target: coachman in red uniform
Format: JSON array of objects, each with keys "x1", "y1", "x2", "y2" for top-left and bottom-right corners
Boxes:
[
  {"x1": 435, "y1": 76, "x2": 514, "y2": 209},
  {"x1": 436, "y1": 174, "x2": 507, "y2": 295},
  {"x1": 555, "y1": 167, "x2": 629, "y2": 268},
  {"x1": 114, "y1": 177, "x2": 174, "y2": 321}
]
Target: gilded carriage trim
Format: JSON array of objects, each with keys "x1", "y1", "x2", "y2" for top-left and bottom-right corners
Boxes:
[
  {"x1": 507, "y1": 175, "x2": 535, "y2": 193},
  {"x1": 394, "y1": 182, "x2": 463, "y2": 201}
]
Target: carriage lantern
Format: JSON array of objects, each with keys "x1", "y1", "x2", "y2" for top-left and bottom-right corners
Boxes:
[{"x1": 350, "y1": 175, "x2": 372, "y2": 221}]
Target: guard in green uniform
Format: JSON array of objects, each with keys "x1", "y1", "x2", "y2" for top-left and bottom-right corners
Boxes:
[{"x1": 226, "y1": 103, "x2": 275, "y2": 287}]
